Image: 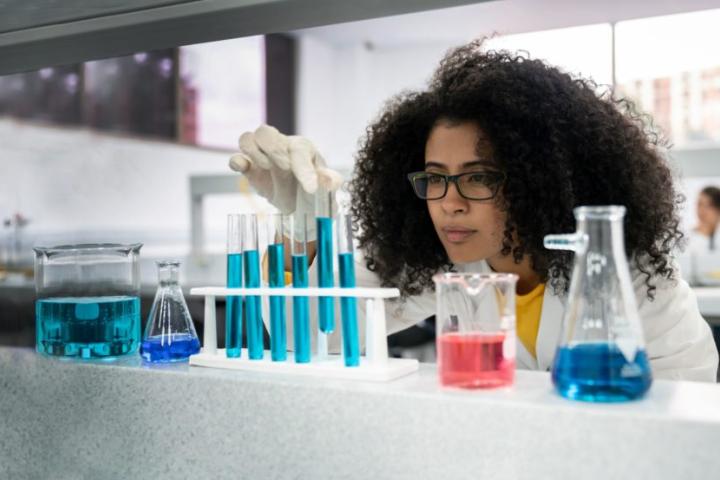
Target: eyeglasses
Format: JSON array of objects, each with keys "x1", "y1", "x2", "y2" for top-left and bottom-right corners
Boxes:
[{"x1": 406, "y1": 170, "x2": 505, "y2": 201}]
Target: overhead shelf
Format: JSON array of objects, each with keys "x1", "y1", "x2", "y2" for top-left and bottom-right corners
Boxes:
[{"x1": 0, "y1": 0, "x2": 485, "y2": 75}]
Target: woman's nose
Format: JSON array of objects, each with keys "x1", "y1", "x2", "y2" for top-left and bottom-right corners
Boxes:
[{"x1": 440, "y1": 181, "x2": 469, "y2": 214}]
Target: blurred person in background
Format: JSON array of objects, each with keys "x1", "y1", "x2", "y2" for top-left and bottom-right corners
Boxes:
[{"x1": 689, "y1": 186, "x2": 720, "y2": 253}]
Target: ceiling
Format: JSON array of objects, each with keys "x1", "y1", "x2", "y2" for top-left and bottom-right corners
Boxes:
[{"x1": 294, "y1": 0, "x2": 720, "y2": 47}]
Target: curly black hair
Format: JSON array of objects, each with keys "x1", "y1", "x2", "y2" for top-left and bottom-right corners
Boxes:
[{"x1": 350, "y1": 39, "x2": 683, "y2": 300}]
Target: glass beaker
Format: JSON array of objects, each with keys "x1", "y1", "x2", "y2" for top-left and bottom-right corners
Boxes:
[
  {"x1": 141, "y1": 260, "x2": 200, "y2": 363},
  {"x1": 545, "y1": 206, "x2": 652, "y2": 402},
  {"x1": 34, "y1": 243, "x2": 142, "y2": 359},
  {"x1": 433, "y1": 273, "x2": 517, "y2": 388}
]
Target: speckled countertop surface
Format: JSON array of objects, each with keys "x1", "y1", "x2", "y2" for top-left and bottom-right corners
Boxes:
[{"x1": 2, "y1": 347, "x2": 720, "y2": 480}]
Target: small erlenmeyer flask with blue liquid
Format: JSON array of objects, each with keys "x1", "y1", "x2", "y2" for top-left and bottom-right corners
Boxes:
[
  {"x1": 545, "y1": 206, "x2": 652, "y2": 402},
  {"x1": 141, "y1": 260, "x2": 200, "y2": 363}
]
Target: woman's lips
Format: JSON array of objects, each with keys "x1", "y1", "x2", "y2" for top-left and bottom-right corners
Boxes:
[{"x1": 442, "y1": 227, "x2": 477, "y2": 243}]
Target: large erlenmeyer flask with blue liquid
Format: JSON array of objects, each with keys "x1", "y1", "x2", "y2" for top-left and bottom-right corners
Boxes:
[{"x1": 545, "y1": 206, "x2": 652, "y2": 402}]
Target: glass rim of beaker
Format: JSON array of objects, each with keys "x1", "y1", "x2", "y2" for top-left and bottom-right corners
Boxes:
[
  {"x1": 432, "y1": 272, "x2": 519, "y2": 284},
  {"x1": 33, "y1": 243, "x2": 143, "y2": 255},
  {"x1": 573, "y1": 205, "x2": 626, "y2": 219}
]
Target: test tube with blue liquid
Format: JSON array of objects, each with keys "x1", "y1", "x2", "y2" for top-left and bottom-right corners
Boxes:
[
  {"x1": 337, "y1": 213, "x2": 360, "y2": 367},
  {"x1": 225, "y1": 214, "x2": 243, "y2": 358},
  {"x1": 291, "y1": 213, "x2": 311, "y2": 363},
  {"x1": 243, "y1": 214, "x2": 264, "y2": 360},
  {"x1": 316, "y1": 188, "x2": 335, "y2": 335},
  {"x1": 267, "y1": 213, "x2": 287, "y2": 361}
]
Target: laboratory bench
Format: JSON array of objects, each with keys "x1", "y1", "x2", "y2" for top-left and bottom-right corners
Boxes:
[{"x1": 2, "y1": 347, "x2": 720, "y2": 479}]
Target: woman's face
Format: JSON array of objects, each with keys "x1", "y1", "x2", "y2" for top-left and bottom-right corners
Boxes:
[
  {"x1": 424, "y1": 120, "x2": 507, "y2": 264},
  {"x1": 697, "y1": 193, "x2": 720, "y2": 228}
]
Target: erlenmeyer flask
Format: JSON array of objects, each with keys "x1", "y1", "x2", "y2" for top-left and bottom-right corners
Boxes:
[
  {"x1": 545, "y1": 206, "x2": 652, "y2": 402},
  {"x1": 141, "y1": 260, "x2": 200, "y2": 362}
]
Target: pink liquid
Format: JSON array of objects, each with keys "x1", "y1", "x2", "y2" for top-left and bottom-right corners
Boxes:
[{"x1": 438, "y1": 332, "x2": 515, "y2": 388}]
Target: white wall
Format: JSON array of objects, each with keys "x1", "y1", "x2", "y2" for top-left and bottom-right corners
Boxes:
[
  {"x1": 296, "y1": 35, "x2": 451, "y2": 173},
  {"x1": 0, "y1": 118, "x2": 272, "y2": 257}
]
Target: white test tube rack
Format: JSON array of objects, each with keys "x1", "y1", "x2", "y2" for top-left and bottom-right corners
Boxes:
[{"x1": 188, "y1": 286, "x2": 420, "y2": 382}]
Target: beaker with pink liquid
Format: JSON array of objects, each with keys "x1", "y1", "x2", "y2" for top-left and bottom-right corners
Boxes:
[{"x1": 433, "y1": 273, "x2": 518, "y2": 388}]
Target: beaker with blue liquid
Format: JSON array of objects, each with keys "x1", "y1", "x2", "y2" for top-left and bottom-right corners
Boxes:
[
  {"x1": 34, "y1": 243, "x2": 143, "y2": 359},
  {"x1": 545, "y1": 206, "x2": 652, "y2": 402}
]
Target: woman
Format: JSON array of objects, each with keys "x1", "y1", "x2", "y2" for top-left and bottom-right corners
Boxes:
[
  {"x1": 229, "y1": 40, "x2": 718, "y2": 381},
  {"x1": 689, "y1": 186, "x2": 720, "y2": 252}
]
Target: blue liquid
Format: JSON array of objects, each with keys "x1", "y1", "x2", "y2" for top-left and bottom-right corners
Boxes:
[
  {"x1": 243, "y1": 249, "x2": 264, "y2": 360},
  {"x1": 338, "y1": 252, "x2": 359, "y2": 367},
  {"x1": 292, "y1": 254, "x2": 310, "y2": 363},
  {"x1": 268, "y1": 243, "x2": 287, "y2": 361},
  {"x1": 552, "y1": 343, "x2": 652, "y2": 402},
  {"x1": 141, "y1": 333, "x2": 201, "y2": 363},
  {"x1": 36, "y1": 296, "x2": 140, "y2": 359},
  {"x1": 316, "y1": 216, "x2": 335, "y2": 333},
  {"x1": 226, "y1": 253, "x2": 243, "y2": 358}
]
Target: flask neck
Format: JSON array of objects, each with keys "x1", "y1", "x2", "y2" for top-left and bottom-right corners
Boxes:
[
  {"x1": 157, "y1": 261, "x2": 180, "y2": 286},
  {"x1": 577, "y1": 217, "x2": 625, "y2": 256}
]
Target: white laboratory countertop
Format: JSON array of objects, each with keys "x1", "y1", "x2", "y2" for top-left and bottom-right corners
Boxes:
[{"x1": 1, "y1": 347, "x2": 720, "y2": 479}]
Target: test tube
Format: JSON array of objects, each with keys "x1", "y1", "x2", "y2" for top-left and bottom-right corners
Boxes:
[
  {"x1": 337, "y1": 214, "x2": 359, "y2": 367},
  {"x1": 291, "y1": 213, "x2": 311, "y2": 363},
  {"x1": 315, "y1": 188, "x2": 335, "y2": 334},
  {"x1": 243, "y1": 214, "x2": 264, "y2": 360},
  {"x1": 267, "y1": 213, "x2": 287, "y2": 362},
  {"x1": 226, "y1": 214, "x2": 243, "y2": 358}
]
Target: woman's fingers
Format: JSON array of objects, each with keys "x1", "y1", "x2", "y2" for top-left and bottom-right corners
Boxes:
[
  {"x1": 238, "y1": 131, "x2": 272, "y2": 169},
  {"x1": 229, "y1": 152, "x2": 251, "y2": 173},
  {"x1": 235, "y1": 125, "x2": 344, "y2": 195},
  {"x1": 317, "y1": 166, "x2": 344, "y2": 191},
  {"x1": 254, "y1": 124, "x2": 291, "y2": 171},
  {"x1": 289, "y1": 136, "x2": 319, "y2": 194}
]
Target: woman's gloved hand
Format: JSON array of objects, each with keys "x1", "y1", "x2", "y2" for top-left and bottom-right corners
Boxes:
[{"x1": 229, "y1": 125, "x2": 343, "y2": 241}]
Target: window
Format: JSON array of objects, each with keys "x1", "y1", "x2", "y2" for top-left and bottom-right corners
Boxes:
[
  {"x1": 615, "y1": 9, "x2": 720, "y2": 146},
  {"x1": 179, "y1": 37, "x2": 265, "y2": 149},
  {"x1": 485, "y1": 24, "x2": 613, "y2": 87}
]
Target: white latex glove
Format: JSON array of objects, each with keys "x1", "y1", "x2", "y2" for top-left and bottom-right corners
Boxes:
[{"x1": 229, "y1": 124, "x2": 343, "y2": 240}]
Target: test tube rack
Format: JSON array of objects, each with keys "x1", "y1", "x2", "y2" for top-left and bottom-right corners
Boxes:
[{"x1": 188, "y1": 286, "x2": 419, "y2": 382}]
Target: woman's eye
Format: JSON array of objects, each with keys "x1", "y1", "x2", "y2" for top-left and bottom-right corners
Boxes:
[
  {"x1": 427, "y1": 175, "x2": 444, "y2": 184},
  {"x1": 468, "y1": 174, "x2": 487, "y2": 184}
]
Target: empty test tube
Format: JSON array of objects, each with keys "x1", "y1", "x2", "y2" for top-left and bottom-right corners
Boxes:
[
  {"x1": 267, "y1": 213, "x2": 287, "y2": 361},
  {"x1": 291, "y1": 213, "x2": 311, "y2": 363},
  {"x1": 337, "y1": 213, "x2": 359, "y2": 367},
  {"x1": 243, "y1": 214, "x2": 264, "y2": 360},
  {"x1": 226, "y1": 214, "x2": 243, "y2": 358}
]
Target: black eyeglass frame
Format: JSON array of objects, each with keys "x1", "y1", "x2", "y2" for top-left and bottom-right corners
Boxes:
[{"x1": 406, "y1": 170, "x2": 506, "y2": 200}]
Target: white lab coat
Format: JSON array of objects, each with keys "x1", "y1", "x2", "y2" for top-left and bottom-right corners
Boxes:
[
  {"x1": 293, "y1": 252, "x2": 718, "y2": 382},
  {"x1": 687, "y1": 229, "x2": 717, "y2": 254}
]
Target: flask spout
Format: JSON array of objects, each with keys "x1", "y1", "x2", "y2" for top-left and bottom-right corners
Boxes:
[{"x1": 543, "y1": 232, "x2": 587, "y2": 252}]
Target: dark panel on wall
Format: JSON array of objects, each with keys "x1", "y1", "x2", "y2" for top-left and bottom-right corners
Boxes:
[
  {"x1": 82, "y1": 48, "x2": 177, "y2": 139},
  {"x1": 264, "y1": 33, "x2": 295, "y2": 135},
  {"x1": 0, "y1": 64, "x2": 82, "y2": 125}
]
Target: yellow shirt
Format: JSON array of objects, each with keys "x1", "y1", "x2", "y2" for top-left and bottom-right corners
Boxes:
[{"x1": 516, "y1": 283, "x2": 545, "y2": 359}]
